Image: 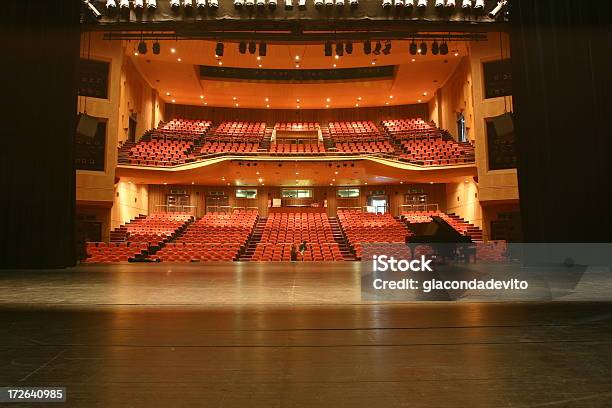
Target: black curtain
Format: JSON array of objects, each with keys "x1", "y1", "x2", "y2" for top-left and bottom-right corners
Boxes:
[
  {"x1": 511, "y1": 0, "x2": 612, "y2": 242},
  {"x1": 0, "y1": 1, "x2": 81, "y2": 268}
]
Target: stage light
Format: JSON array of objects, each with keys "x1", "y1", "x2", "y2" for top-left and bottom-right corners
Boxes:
[
  {"x1": 239, "y1": 41, "x2": 247, "y2": 54},
  {"x1": 324, "y1": 42, "x2": 332, "y2": 57},
  {"x1": 315, "y1": 0, "x2": 324, "y2": 7},
  {"x1": 245, "y1": 0, "x2": 255, "y2": 7},
  {"x1": 461, "y1": 0, "x2": 471, "y2": 8},
  {"x1": 138, "y1": 41, "x2": 147, "y2": 54},
  {"x1": 364, "y1": 40, "x2": 372, "y2": 55},
  {"x1": 440, "y1": 41, "x2": 449, "y2": 55},
  {"x1": 170, "y1": 0, "x2": 181, "y2": 10},
  {"x1": 419, "y1": 41, "x2": 427, "y2": 55},
  {"x1": 431, "y1": 40, "x2": 439, "y2": 55},
  {"x1": 335, "y1": 0, "x2": 344, "y2": 7},
  {"x1": 268, "y1": 0, "x2": 277, "y2": 8},
  {"x1": 349, "y1": 0, "x2": 358, "y2": 8},
  {"x1": 257, "y1": 0, "x2": 266, "y2": 8},
  {"x1": 215, "y1": 42, "x2": 224, "y2": 57},
  {"x1": 446, "y1": 0, "x2": 455, "y2": 7},
  {"x1": 345, "y1": 42, "x2": 353, "y2": 54},
  {"x1": 488, "y1": 0, "x2": 507, "y2": 18},
  {"x1": 134, "y1": 0, "x2": 145, "y2": 8},
  {"x1": 336, "y1": 42, "x2": 344, "y2": 57},
  {"x1": 153, "y1": 41, "x2": 161, "y2": 54},
  {"x1": 298, "y1": 0, "x2": 307, "y2": 9},
  {"x1": 234, "y1": 0, "x2": 244, "y2": 6},
  {"x1": 197, "y1": 0, "x2": 207, "y2": 7},
  {"x1": 106, "y1": 0, "x2": 117, "y2": 9},
  {"x1": 184, "y1": 0, "x2": 194, "y2": 9},
  {"x1": 120, "y1": 0, "x2": 130, "y2": 8},
  {"x1": 405, "y1": 0, "x2": 414, "y2": 8},
  {"x1": 209, "y1": 0, "x2": 218, "y2": 7},
  {"x1": 325, "y1": 0, "x2": 334, "y2": 7},
  {"x1": 373, "y1": 41, "x2": 382, "y2": 55},
  {"x1": 474, "y1": 0, "x2": 484, "y2": 10},
  {"x1": 395, "y1": 0, "x2": 404, "y2": 9},
  {"x1": 382, "y1": 41, "x2": 391, "y2": 55},
  {"x1": 435, "y1": 0, "x2": 444, "y2": 9},
  {"x1": 259, "y1": 42, "x2": 267, "y2": 56},
  {"x1": 248, "y1": 42, "x2": 257, "y2": 54},
  {"x1": 285, "y1": 0, "x2": 294, "y2": 8},
  {"x1": 417, "y1": 0, "x2": 427, "y2": 9},
  {"x1": 147, "y1": 0, "x2": 157, "y2": 9},
  {"x1": 409, "y1": 41, "x2": 418, "y2": 55},
  {"x1": 83, "y1": 0, "x2": 103, "y2": 19},
  {"x1": 382, "y1": 0, "x2": 392, "y2": 9}
]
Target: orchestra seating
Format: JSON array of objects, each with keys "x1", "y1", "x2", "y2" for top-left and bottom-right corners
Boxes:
[
  {"x1": 401, "y1": 211, "x2": 440, "y2": 224},
  {"x1": 84, "y1": 242, "x2": 150, "y2": 263},
  {"x1": 122, "y1": 212, "x2": 193, "y2": 244},
  {"x1": 269, "y1": 143, "x2": 325, "y2": 154},
  {"x1": 439, "y1": 213, "x2": 484, "y2": 242},
  {"x1": 153, "y1": 118, "x2": 212, "y2": 140},
  {"x1": 337, "y1": 210, "x2": 413, "y2": 259},
  {"x1": 328, "y1": 121, "x2": 382, "y2": 141},
  {"x1": 152, "y1": 210, "x2": 258, "y2": 262},
  {"x1": 251, "y1": 212, "x2": 342, "y2": 261},
  {"x1": 212, "y1": 121, "x2": 266, "y2": 142}
]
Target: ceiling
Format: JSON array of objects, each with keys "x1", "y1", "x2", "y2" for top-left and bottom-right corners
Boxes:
[
  {"x1": 130, "y1": 39, "x2": 467, "y2": 109},
  {"x1": 116, "y1": 157, "x2": 477, "y2": 187}
]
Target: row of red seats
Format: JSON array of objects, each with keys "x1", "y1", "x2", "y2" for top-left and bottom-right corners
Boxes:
[
  {"x1": 151, "y1": 242, "x2": 243, "y2": 262},
  {"x1": 334, "y1": 141, "x2": 394, "y2": 154},
  {"x1": 337, "y1": 210, "x2": 412, "y2": 248},
  {"x1": 213, "y1": 121, "x2": 266, "y2": 142},
  {"x1": 123, "y1": 212, "x2": 193, "y2": 244},
  {"x1": 84, "y1": 242, "x2": 149, "y2": 263},
  {"x1": 198, "y1": 142, "x2": 259, "y2": 155},
  {"x1": 328, "y1": 121, "x2": 382, "y2": 141},
  {"x1": 275, "y1": 122, "x2": 319, "y2": 131},
  {"x1": 260, "y1": 213, "x2": 334, "y2": 244},
  {"x1": 251, "y1": 242, "x2": 343, "y2": 261},
  {"x1": 269, "y1": 143, "x2": 325, "y2": 154},
  {"x1": 401, "y1": 211, "x2": 441, "y2": 224},
  {"x1": 127, "y1": 139, "x2": 194, "y2": 166}
]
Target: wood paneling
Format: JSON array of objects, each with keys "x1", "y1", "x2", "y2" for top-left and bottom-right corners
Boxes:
[{"x1": 165, "y1": 104, "x2": 428, "y2": 126}]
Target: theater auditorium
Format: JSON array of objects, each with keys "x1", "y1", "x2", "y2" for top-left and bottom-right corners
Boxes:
[{"x1": 2, "y1": 0, "x2": 612, "y2": 406}]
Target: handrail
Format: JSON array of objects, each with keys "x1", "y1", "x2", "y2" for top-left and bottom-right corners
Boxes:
[
  {"x1": 398, "y1": 204, "x2": 440, "y2": 214},
  {"x1": 364, "y1": 205, "x2": 388, "y2": 214},
  {"x1": 154, "y1": 204, "x2": 197, "y2": 214}
]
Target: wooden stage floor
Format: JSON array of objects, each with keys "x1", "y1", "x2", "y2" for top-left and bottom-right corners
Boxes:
[{"x1": 1, "y1": 263, "x2": 611, "y2": 407}]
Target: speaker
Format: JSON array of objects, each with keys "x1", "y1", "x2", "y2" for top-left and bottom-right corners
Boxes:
[
  {"x1": 76, "y1": 113, "x2": 98, "y2": 138},
  {"x1": 491, "y1": 112, "x2": 514, "y2": 137}
]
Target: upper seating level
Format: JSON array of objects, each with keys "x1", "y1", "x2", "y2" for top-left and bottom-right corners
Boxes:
[
  {"x1": 270, "y1": 143, "x2": 326, "y2": 154},
  {"x1": 328, "y1": 121, "x2": 382, "y2": 141},
  {"x1": 275, "y1": 122, "x2": 320, "y2": 132},
  {"x1": 381, "y1": 118, "x2": 440, "y2": 140},
  {"x1": 334, "y1": 140, "x2": 394, "y2": 154},
  {"x1": 127, "y1": 138, "x2": 194, "y2": 166},
  {"x1": 212, "y1": 121, "x2": 266, "y2": 142},
  {"x1": 153, "y1": 118, "x2": 213, "y2": 140}
]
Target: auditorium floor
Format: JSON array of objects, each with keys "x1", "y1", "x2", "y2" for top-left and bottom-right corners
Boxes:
[{"x1": 1, "y1": 263, "x2": 611, "y2": 407}]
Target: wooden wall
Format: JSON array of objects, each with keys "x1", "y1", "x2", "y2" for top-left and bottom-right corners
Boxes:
[
  {"x1": 165, "y1": 103, "x2": 429, "y2": 126},
  {"x1": 148, "y1": 183, "x2": 447, "y2": 218}
]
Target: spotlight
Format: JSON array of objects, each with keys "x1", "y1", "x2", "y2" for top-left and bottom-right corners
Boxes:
[
  {"x1": 298, "y1": 0, "x2": 306, "y2": 9},
  {"x1": 440, "y1": 41, "x2": 449, "y2": 55},
  {"x1": 335, "y1": 0, "x2": 344, "y2": 7},
  {"x1": 259, "y1": 42, "x2": 267, "y2": 56},
  {"x1": 268, "y1": 0, "x2": 277, "y2": 8},
  {"x1": 170, "y1": 0, "x2": 181, "y2": 10},
  {"x1": 335, "y1": 42, "x2": 344, "y2": 57},
  {"x1": 382, "y1": 41, "x2": 391, "y2": 55},
  {"x1": 446, "y1": 0, "x2": 455, "y2": 8},
  {"x1": 324, "y1": 42, "x2": 333, "y2": 57},
  {"x1": 215, "y1": 42, "x2": 224, "y2": 57},
  {"x1": 106, "y1": 0, "x2": 117, "y2": 9},
  {"x1": 373, "y1": 41, "x2": 382, "y2": 55},
  {"x1": 417, "y1": 0, "x2": 427, "y2": 9},
  {"x1": 315, "y1": 0, "x2": 323, "y2": 7},
  {"x1": 325, "y1": 0, "x2": 334, "y2": 7},
  {"x1": 395, "y1": 0, "x2": 404, "y2": 8},
  {"x1": 138, "y1": 41, "x2": 147, "y2": 54},
  {"x1": 419, "y1": 41, "x2": 427, "y2": 55},
  {"x1": 197, "y1": 0, "x2": 207, "y2": 7},
  {"x1": 83, "y1": 0, "x2": 103, "y2": 19},
  {"x1": 363, "y1": 40, "x2": 372, "y2": 55},
  {"x1": 345, "y1": 42, "x2": 353, "y2": 55},
  {"x1": 405, "y1": 0, "x2": 414, "y2": 8},
  {"x1": 461, "y1": 0, "x2": 471, "y2": 8},
  {"x1": 152, "y1": 41, "x2": 161, "y2": 55},
  {"x1": 234, "y1": 0, "x2": 244, "y2": 6},
  {"x1": 409, "y1": 41, "x2": 418, "y2": 55},
  {"x1": 257, "y1": 0, "x2": 266, "y2": 8},
  {"x1": 147, "y1": 0, "x2": 158, "y2": 9},
  {"x1": 349, "y1": 0, "x2": 358, "y2": 8},
  {"x1": 431, "y1": 41, "x2": 439, "y2": 55},
  {"x1": 184, "y1": 0, "x2": 194, "y2": 8},
  {"x1": 435, "y1": 0, "x2": 444, "y2": 9},
  {"x1": 239, "y1": 41, "x2": 247, "y2": 54},
  {"x1": 285, "y1": 0, "x2": 294, "y2": 8},
  {"x1": 134, "y1": 0, "x2": 145, "y2": 8},
  {"x1": 245, "y1": 0, "x2": 255, "y2": 7},
  {"x1": 209, "y1": 0, "x2": 218, "y2": 7},
  {"x1": 382, "y1": 0, "x2": 392, "y2": 9},
  {"x1": 248, "y1": 42, "x2": 257, "y2": 54},
  {"x1": 474, "y1": 0, "x2": 484, "y2": 11},
  {"x1": 488, "y1": 0, "x2": 507, "y2": 18}
]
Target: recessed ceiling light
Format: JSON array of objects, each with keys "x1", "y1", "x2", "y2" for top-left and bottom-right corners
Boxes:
[
  {"x1": 227, "y1": 182, "x2": 231, "y2": 186},
  {"x1": 326, "y1": 97, "x2": 331, "y2": 102},
  {"x1": 418, "y1": 99, "x2": 422, "y2": 103},
  {"x1": 423, "y1": 92, "x2": 428, "y2": 96},
  {"x1": 218, "y1": 61, "x2": 223, "y2": 66},
  {"x1": 355, "y1": 103, "x2": 359, "y2": 107},
  {"x1": 364, "y1": 182, "x2": 368, "y2": 185},
  {"x1": 334, "y1": 171, "x2": 338, "y2": 175},
  {"x1": 454, "y1": 52, "x2": 459, "y2": 57},
  {"x1": 330, "y1": 183, "x2": 333, "y2": 186},
  {"x1": 134, "y1": 52, "x2": 139, "y2": 56},
  {"x1": 257, "y1": 56, "x2": 261, "y2": 61},
  {"x1": 332, "y1": 64, "x2": 337, "y2": 68},
  {"x1": 256, "y1": 171, "x2": 260, "y2": 175},
  {"x1": 411, "y1": 58, "x2": 416, "y2": 62},
  {"x1": 296, "y1": 99, "x2": 300, "y2": 103},
  {"x1": 296, "y1": 105, "x2": 300, "y2": 109},
  {"x1": 332, "y1": 179, "x2": 335, "y2": 182},
  {"x1": 170, "y1": 48, "x2": 176, "y2": 53},
  {"x1": 265, "y1": 98, "x2": 269, "y2": 102},
  {"x1": 200, "y1": 95, "x2": 204, "y2": 99},
  {"x1": 233, "y1": 97, "x2": 237, "y2": 100},
  {"x1": 371, "y1": 60, "x2": 376, "y2": 65},
  {"x1": 177, "y1": 58, "x2": 182, "y2": 62},
  {"x1": 171, "y1": 99, "x2": 176, "y2": 103},
  {"x1": 204, "y1": 102, "x2": 208, "y2": 105},
  {"x1": 334, "y1": 55, "x2": 339, "y2": 60},
  {"x1": 295, "y1": 55, "x2": 300, "y2": 61},
  {"x1": 258, "y1": 178, "x2": 263, "y2": 182},
  {"x1": 266, "y1": 104, "x2": 270, "y2": 108},
  {"x1": 163, "y1": 182, "x2": 167, "y2": 185},
  {"x1": 191, "y1": 181, "x2": 195, "y2": 185},
  {"x1": 385, "y1": 102, "x2": 389, "y2": 105},
  {"x1": 325, "y1": 104, "x2": 329, "y2": 108},
  {"x1": 166, "y1": 92, "x2": 171, "y2": 96},
  {"x1": 430, "y1": 181, "x2": 434, "y2": 184},
  {"x1": 357, "y1": 96, "x2": 362, "y2": 101},
  {"x1": 295, "y1": 172, "x2": 299, "y2": 175},
  {"x1": 235, "y1": 103, "x2": 239, "y2": 107},
  {"x1": 389, "y1": 95, "x2": 394, "y2": 99},
  {"x1": 258, "y1": 64, "x2": 262, "y2": 68}
]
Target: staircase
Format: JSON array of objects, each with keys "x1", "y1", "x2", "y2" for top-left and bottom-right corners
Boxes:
[
  {"x1": 328, "y1": 216, "x2": 357, "y2": 261},
  {"x1": 259, "y1": 126, "x2": 273, "y2": 152},
  {"x1": 238, "y1": 217, "x2": 267, "y2": 260},
  {"x1": 109, "y1": 214, "x2": 147, "y2": 242},
  {"x1": 321, "y1": 126, "x2": 335, "y2": 151},
  {"x1": 439, "y1": 213, "x2": 484, "y2": 242}
]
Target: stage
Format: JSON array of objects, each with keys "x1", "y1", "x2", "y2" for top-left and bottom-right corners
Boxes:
[{"x1": 1, "y1": 263, "x2": 611, "y2": 407}]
